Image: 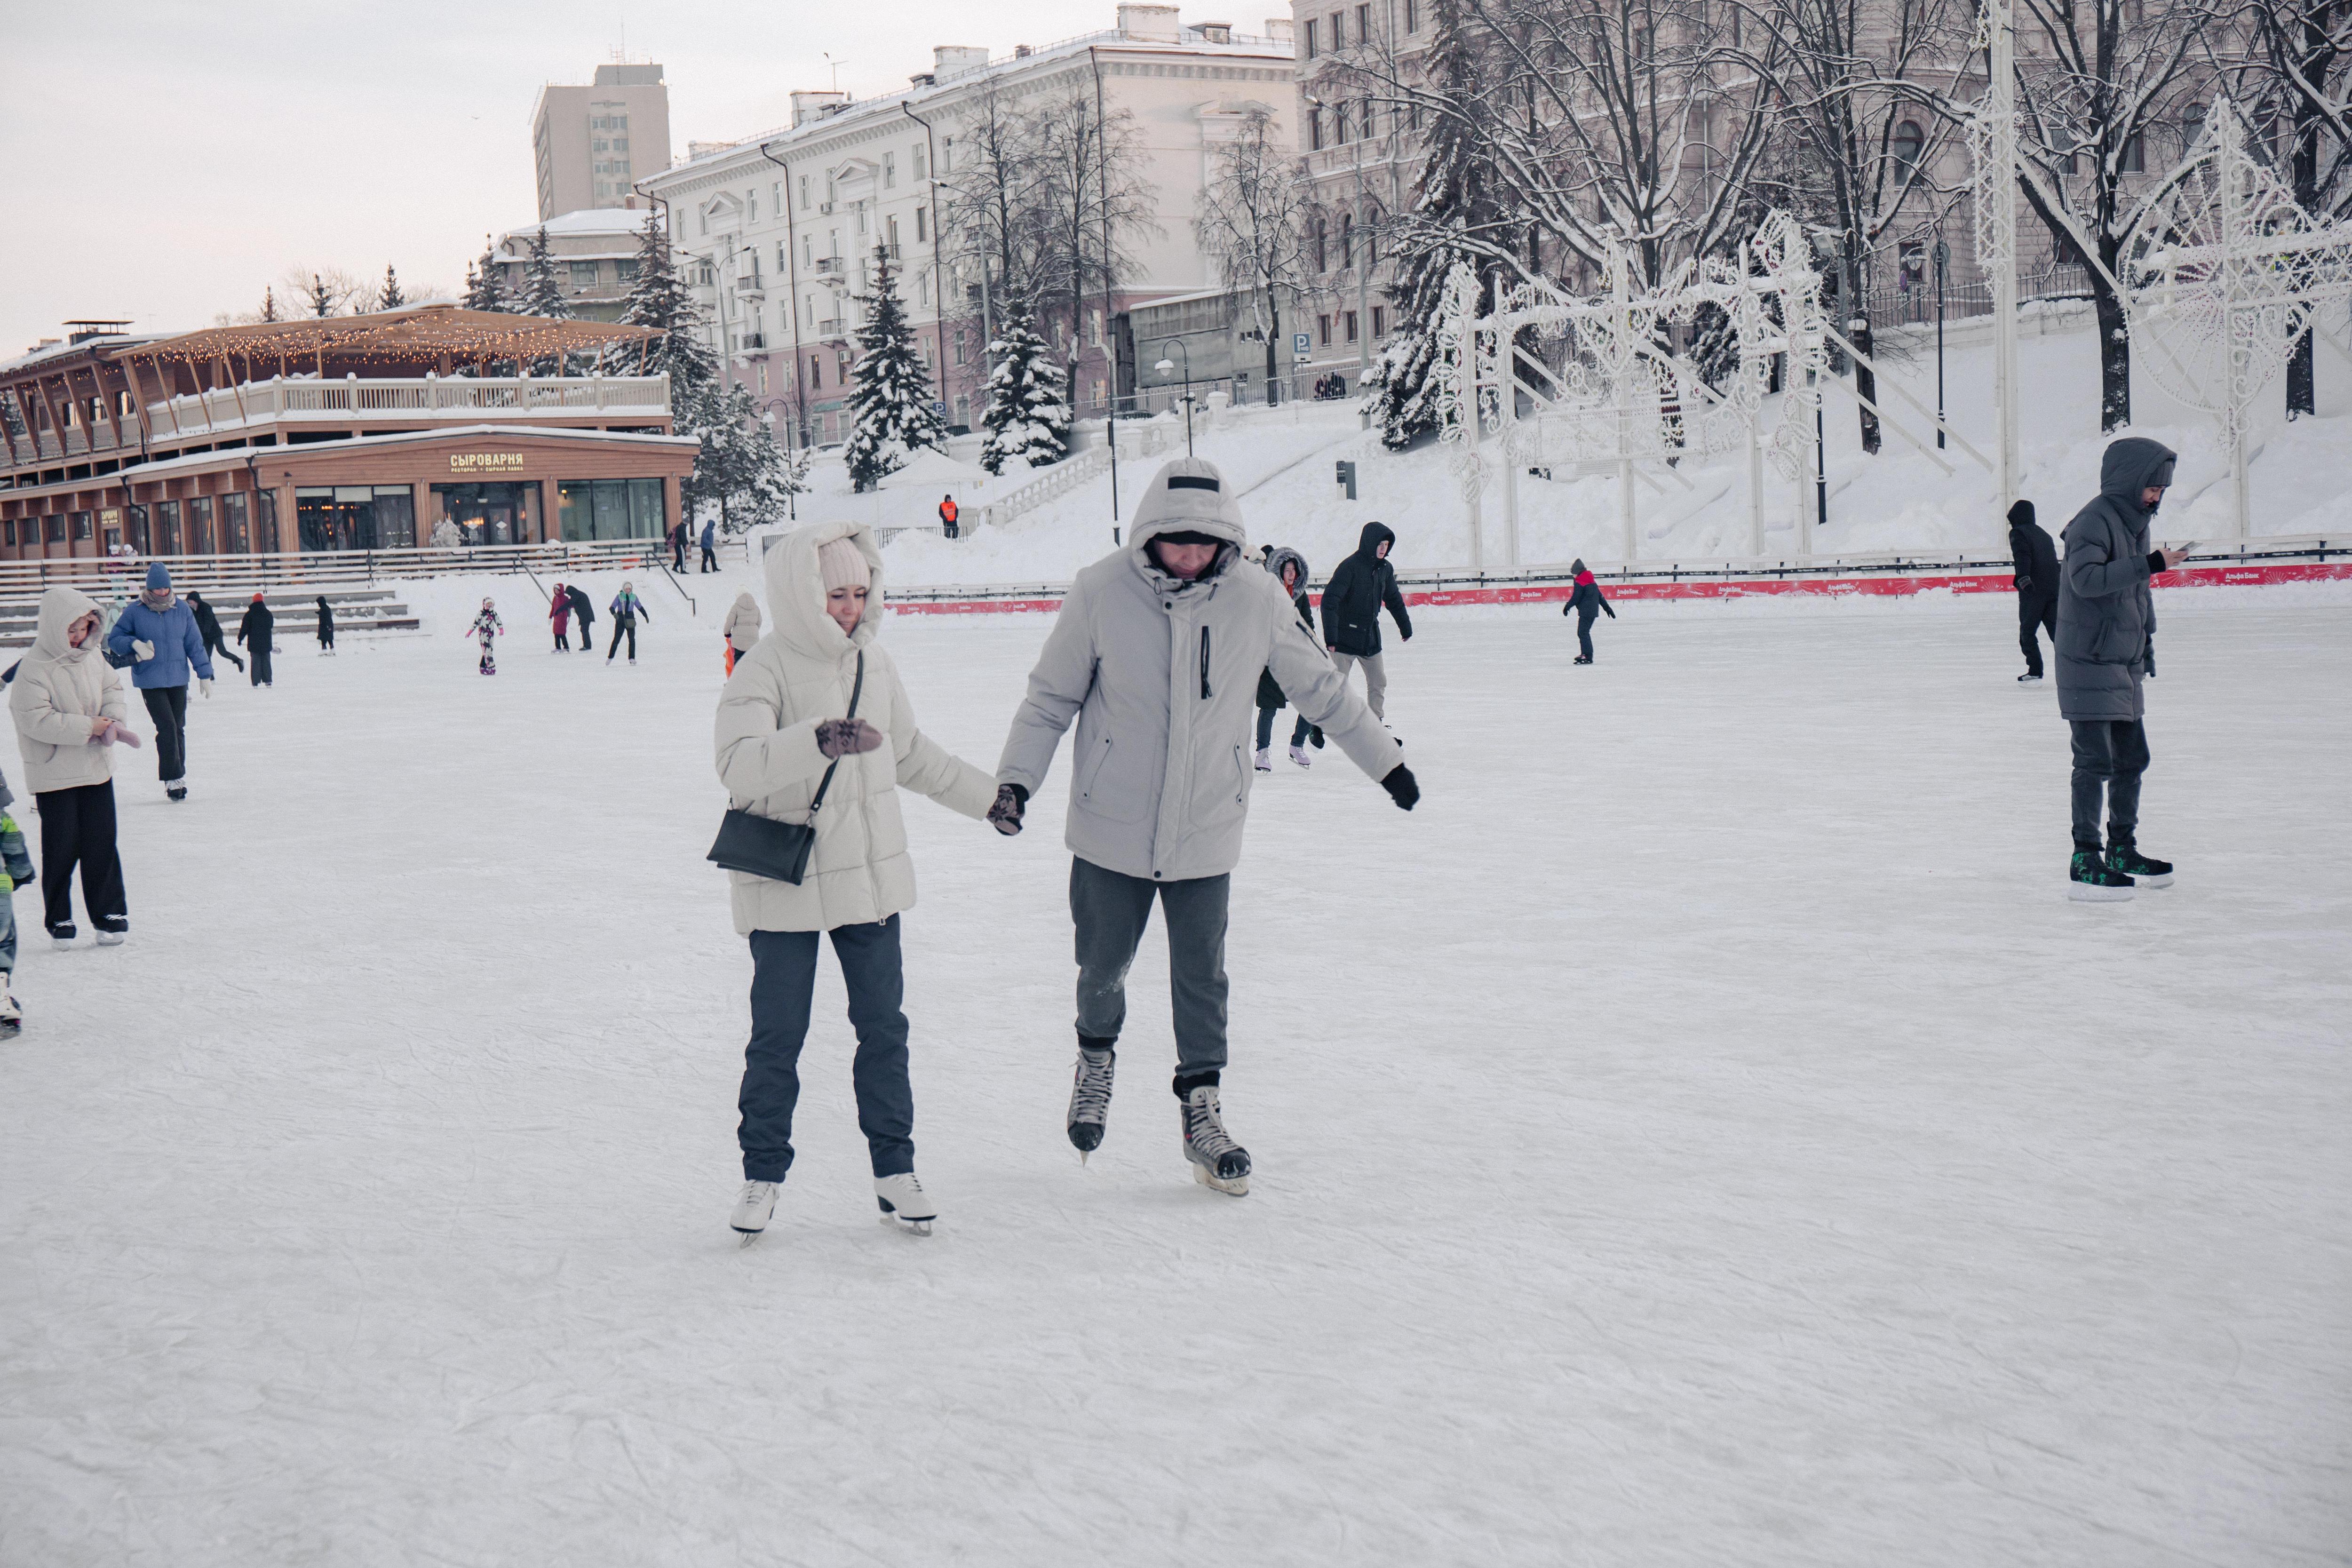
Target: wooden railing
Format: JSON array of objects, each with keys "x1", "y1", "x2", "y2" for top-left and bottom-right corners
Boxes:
[{"x1": 142, "y1": 373, "x2": 672, "y2": 441}]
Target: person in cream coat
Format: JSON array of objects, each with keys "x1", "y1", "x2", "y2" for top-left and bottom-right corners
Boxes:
[{"x1": 713, "y1": 521, "x2": 995, "y2": 1242}]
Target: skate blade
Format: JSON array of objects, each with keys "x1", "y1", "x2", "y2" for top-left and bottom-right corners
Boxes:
[
  {"x1": 2136, "y1": 872, "x2": 2174, "y2": 889},
  {"x1": 734, "y1": 1230, "x2": 763, "y2": 1249},
  {"x1": 0, "y1": 1020, "x2": 19, "y2": 1040},
  {"x1": 2067, "y1": 883, "x2": 2135, "y2": 903},
  {"x1": 881, "y1": 1214, "x2": 935, "y2": 1236},
  {"x1": 1192, "y1": 1163, "x2": 1249, "y2": 1197}
]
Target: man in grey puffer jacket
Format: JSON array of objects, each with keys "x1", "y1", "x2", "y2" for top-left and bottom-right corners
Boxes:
[
  {"x1": 989, "y1": 457, "x2": 1419, "y2": 1195},
  {"x1": 2056, "y1": 436, "x2": 2189, "y2": 900}
]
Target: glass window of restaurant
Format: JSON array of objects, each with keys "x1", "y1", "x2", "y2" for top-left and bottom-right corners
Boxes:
[
  {"x1": 429, "y1": 482, "x2": 532, "y2": 546},
  {"x1": 297, "y1": 486, "x2": 419, "y2": 551},
  {"x1": 222, "y1": 492, "x2": 250, "y2": 554},
  {"x1": 557, "y1": 478, "x2": 664, "y2": 542},
  {"x1": 187, "y1": 496, "x2": 213, "y2": 553},
  {"x1": 156, "y1": 500, "x2": 182, "y2": 553}
]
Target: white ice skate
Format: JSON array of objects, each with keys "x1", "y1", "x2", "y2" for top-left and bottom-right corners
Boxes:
[
  {"x1": 0, "y1": 977, "x2": 20, "y2": 1040},
  {"x1": 1253, "y1": 748, "x2": 1272, "y2": 772},
  {"x1": 95, "y1": 930, "x2": 126, "y2": 947},
  {"x1": 874, "y1": 1172, "x2": 937, "y2": 1235},
  {"x1": 731, "y1": 1179, "x2": 779, "y2": 1247},
  {"x1": 1288, "y1": 745, "x2": 1312, "y2": 768},
  {"x1": 1181, "y1": 1084, "x2": 1251, "y2": 1196}
]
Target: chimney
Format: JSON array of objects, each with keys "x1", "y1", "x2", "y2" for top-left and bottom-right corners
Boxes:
[
  {"x1": 1014, "y1": 43, "x2": 1033, "y2": 57},
  {"x1": 1264, "y1": 17, "x2": 1295, "y2": 42},
  {"x1": 934, "y1": 45, "x2": 991, "y2": 78},
  {"x1": 1196, "y1": 21, "x2": 1234, "y2": 42},
  {"x1": 1117, "y1": 4, "x2": 1183, "y2": 41},
  {"x1": 790, "y1": 89, "x2": 850, "y2": 127},
  {"x1": 909, "y1": 72, "x2": 936, "y2": 88}
]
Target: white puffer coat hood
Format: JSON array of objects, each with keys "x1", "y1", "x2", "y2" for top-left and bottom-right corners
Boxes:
[
  {"x1": 713, "y1": 520, "x2": 995, "y2": 932},
  {"x1": 9, "y1": 586, "x2": 131, "y2": 796}
]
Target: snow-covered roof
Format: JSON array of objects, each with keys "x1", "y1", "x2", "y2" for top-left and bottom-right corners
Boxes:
[
  {"x1": 498, "y1": 208, "x2": 658, "y2": 243},
  {"x1": 0, "y1": 334, "x2": 168, "y2": 378},
  {"x1": 48, "y1": 424, "x2": 699, "y2": 489}
]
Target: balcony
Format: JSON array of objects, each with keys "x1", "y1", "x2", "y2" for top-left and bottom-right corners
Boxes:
[
  {"x1": 815, "y1": 319, "x2": 847, "y2": 337},
  {"x1": 733, "y1": 275, "x2": 766, "y2": 299},
  {"x1": 813, "y1": 256, "x2": 846, "y2": 277},
  {"x1": 136, "y1": 373, "x2": 675, "y2": 443}
]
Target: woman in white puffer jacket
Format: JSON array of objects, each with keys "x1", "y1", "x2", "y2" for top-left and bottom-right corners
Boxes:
[
  {"x1": 9, "y1": 586, "x2": 139, "y2": 953},
  {"x1": 712, "y1": 521, "x2": 995, "y2": 1243}
]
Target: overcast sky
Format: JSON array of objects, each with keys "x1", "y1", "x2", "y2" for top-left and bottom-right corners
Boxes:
[{"x1": 0, "y1": 0, "x2": 1224, "y2": 356}]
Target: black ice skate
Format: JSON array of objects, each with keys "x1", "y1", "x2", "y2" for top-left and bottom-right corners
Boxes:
[
  {"x1": 1181, "y1": 1083, "x2": 1250, "y2": 1196},
  {"x1": 2068, "y1": 848, "x2": 2135, "y2": 902},
  {"x1": 1068, "y1": 1044, "x2": 1116, "y2": 1159},
  {"x1": 2105, "y1": 841, "x2": 2173, "y2": 889}
]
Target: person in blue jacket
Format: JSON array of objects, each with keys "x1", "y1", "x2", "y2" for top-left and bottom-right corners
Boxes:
[{"x1": 104, "y1": 563, "x2": 213, "y2": 802}]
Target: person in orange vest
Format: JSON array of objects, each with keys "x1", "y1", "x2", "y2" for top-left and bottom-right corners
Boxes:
[{"x1": 938, "y1": 493, "x2": 959, "y2": 540}]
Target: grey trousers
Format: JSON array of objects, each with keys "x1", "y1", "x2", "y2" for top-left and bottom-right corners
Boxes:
[
  {"x1": 1070, "y1": 857, "x2": 1230, "y2": 1083},
  {"x1": 2069, "y1": 719, "x2": 2149, "y2": 849},
  {"x1": 739, "y1": 917, "x2": 914, "y2": 1181},
  {"x1": 1331, "y1": 651, "x2": 1387, "y2": 719}
]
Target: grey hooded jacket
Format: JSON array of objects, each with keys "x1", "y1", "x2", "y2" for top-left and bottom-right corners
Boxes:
[
  {"x1": 997, "y1": 458, "x2": 1401, "y2": 882},
  {"x1": 2056, "y1": 437, "x2": 2175, "y2": 722}
]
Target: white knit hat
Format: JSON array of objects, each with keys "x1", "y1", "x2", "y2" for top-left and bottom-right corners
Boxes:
[{"x1": 818, "y1": 536, "x2": 872, "y2": 592}]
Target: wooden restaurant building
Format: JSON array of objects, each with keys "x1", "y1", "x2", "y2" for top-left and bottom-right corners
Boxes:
[{"x1": 0, "y1": 308, "x2": 699, "y2": 564}]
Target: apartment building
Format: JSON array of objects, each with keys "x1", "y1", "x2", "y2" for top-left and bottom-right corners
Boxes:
[
  {"x1": 492, "y1": 209, "x2": 654, "y2": 323},
  {"x1": 638, "y1": 5, "x2": 1296, "y2": 445},
  {"x1": 533, "y1": 63, "x2": 673, "y2": 222}
]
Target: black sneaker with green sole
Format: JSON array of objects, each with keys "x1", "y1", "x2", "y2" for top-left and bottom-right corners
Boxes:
[
  {"x1": 2069, "y1": 848, "x2": 2136, "y2": 902},
  {"x1": 2105, "y1": 843, "x2": 2174, "y2": 888}
]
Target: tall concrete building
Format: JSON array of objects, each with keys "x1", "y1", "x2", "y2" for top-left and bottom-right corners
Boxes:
[{"x1": 532, "y1": 63, "x2": 673, "y2": 221}]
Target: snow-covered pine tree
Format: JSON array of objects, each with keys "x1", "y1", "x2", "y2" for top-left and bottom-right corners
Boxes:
[
  {"x1": 306, "y1": 273, "x2": 339, "y2": 318},
  {"x1": 463, "y1": 239, "x2": 511, "y2": 314},
  {"x1": 700, "y1": 383, "x2": 810, "y2": 533},
  {"x1": 375, "y1": 264, "x2": 406, "y2": 312},
  {"x1": 614, "y1": 213, "x2": 717, "y2": 400},
  {"x1": 1361, "y1": 0, "x2": 1523, "y2": 450},
  {"x1": 516, "y1": 227, "x2": 575, "y2": 372},
  {"x1": 843, "y1": 244, "x2": 946, "y2": 493},
  {"x1": 978, "y1": 312, "x2": 1072, "y2": 474}
]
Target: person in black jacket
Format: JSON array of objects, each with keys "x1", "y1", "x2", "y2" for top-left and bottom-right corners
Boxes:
[
  {"x1": 2008, "y1": 498, "x2": 2061, "y2": 683},
  {"x1": 236, "y1": 594, "x2": 274, "y2": 687},
  {"x1": 315, "y1": 595, "x2": 336, "y2": 655},
  {"x1": 1560, "y1": 558, "x2": 1615, "y2": 663},
  {"x1": 186, "y1": 592, "x2": 245, "y2": 675},
  {"x1": 565, "y1": 583, "x2": 596, "y2": 653},
  {"x1": 1320, "y1": 521, "x2": 1412, "y2": 721},
  {"x1": 1253, "y1": 547, "x2": 1323, "y2": 768}
]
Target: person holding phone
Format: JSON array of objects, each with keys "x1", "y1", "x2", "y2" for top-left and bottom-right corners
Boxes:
[{"x1": 2055, "y1": 437, "x2": 2190, "y2": 901}]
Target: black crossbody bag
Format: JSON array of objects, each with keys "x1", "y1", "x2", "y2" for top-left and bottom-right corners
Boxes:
[{"x1": 707, "y1": 651, "x2": 864, "y2": 886}]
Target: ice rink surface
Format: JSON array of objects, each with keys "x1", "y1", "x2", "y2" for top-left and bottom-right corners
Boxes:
[{"x1": 2, "y1": 585, "x2": 2346, "y2": 1566}]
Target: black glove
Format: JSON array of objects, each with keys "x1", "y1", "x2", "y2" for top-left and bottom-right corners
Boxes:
[
  {"x1": 1381, "y1": 764, "x2": 1419, "y2": 812},
  {"x1": 988, "y1": 782, "x2": 1028, "y2": 836},
  {"x1": 2016, "y1": 574, "x2": 2031, "y2": 592}
]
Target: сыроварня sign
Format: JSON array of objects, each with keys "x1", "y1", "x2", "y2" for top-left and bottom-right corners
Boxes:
[{"x1": 449, "y1": 453, "x2": 525, "y2": 473}]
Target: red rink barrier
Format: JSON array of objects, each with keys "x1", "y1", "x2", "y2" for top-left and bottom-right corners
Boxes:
[{"x1": 891, "y1": 560, "x2": 2352, "y2": 615}]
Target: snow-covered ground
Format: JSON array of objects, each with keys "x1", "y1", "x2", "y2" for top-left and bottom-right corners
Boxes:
[
  {"x1": 808, "y1": 309, "x2": 2352, "y2": 585},
  {"x1": 2, "y1": 584, "x2": 2347, "y2": 1565}
]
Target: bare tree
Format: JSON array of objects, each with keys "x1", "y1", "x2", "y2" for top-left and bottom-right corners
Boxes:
[
  {"x1": 940, "y1": 76, "x2": 1059, "y2": 325},
  {"x1": 1031, "y1": 85, "x2": 1161, "y2": 406},
  {"x1": 2231, "y1": 0, "x2": 2352, "y2": 411},
  {"x1": 275, "y1": 265, "x2": 369, "y2": 317},
  {"x1": 2002, "y1": 0, "x2": 2215, "y2": 430},
  {"x1": 1196, "y1": 108, "x2": 1318, "y2": 397},
  {"x1": 1346, "y1": 0, "x2": 1777, "y2": 294},
  {"x1": 1723, "y1": 0, "x2": 1971, "y2": 452}
]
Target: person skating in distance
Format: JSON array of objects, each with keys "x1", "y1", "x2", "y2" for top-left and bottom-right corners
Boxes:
[
  {"x1": 565, "y1": 583, "x2": 596, "y2": 655},
  {"x1": 186, "y1": 592, "x2": 244, "y2": 677},
  {"x1": 237, "y1": 594, "x2": 275, "y2": 688},
  {"x1": 1254, "y1": 547, "x2": 1321, "y2": 770},
  {"x1": 987, "y1": 457, "x2": 1420, "y2": 1197},
  {"x1": 2009, "y1": 500, "x2": 2060, "y2": 683},
  {"x1": 2057, "y1": 437, "x2": 2190, "y2": 901},
  {"x1": 715, "y1": 525, "x2": 999, "y2": 1244},
  {"x1": 104, "y1": 564, "x2": 212, "y2": 803},
  {"x1": 1320, "y1": 520, "x2": 1412, "y2": 731},
  {"x1": 1561, "y1": 558, "x2": 1615, "y2": 664},
  {"x1": 468, "y1": 598, "x2": 505, "y2": 675}
]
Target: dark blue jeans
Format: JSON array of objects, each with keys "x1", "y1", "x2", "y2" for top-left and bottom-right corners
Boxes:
[
  {"x1": 1254, "y1": 705, "x2": 1311, "y2": 750},
  {"x1": 739, "y1": 916, "x2": 914, "y2": 1182}
]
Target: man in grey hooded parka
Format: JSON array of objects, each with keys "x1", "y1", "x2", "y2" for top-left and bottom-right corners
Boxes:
[
  {"x1": 2056, "y1": 435, "x2": 2188, "y2": 899},
  {"x1": 990, "y1": 457, "x2": 1419, "y2": 1195}
]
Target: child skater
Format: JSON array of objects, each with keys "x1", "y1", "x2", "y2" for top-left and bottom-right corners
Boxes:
[{"x1": 469, "y1": 597, "x2": 505, "y2": 675}]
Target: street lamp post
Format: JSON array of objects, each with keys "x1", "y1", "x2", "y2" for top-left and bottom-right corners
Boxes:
[
  {"x1": 1932, "y1": 237, "x2": 1949, "y2": 451},
  {"x1": 1153, "y1": 338, "x2": 1195, "y2": 455}
]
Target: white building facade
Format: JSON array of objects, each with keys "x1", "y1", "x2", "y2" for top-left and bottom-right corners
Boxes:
[{"x1": 639, "y1": 5, "x2": 1297, "y2": 446}]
